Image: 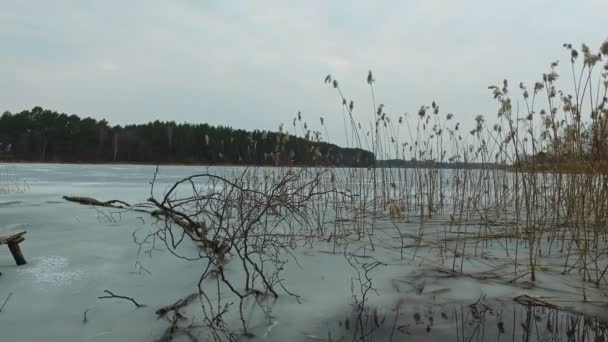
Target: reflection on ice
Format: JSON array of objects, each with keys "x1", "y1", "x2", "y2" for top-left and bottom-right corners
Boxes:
[
  {"x1": 320, "y1": 299, "x2": 608, "y2": 342},
  {"x1": 2, "y1": 163, "x2": 608, "y2": 341}
]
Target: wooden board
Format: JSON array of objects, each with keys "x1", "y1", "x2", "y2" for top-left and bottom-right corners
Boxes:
[{"x1": 0, "y1": 231, "x2": 26, "y2": 245}]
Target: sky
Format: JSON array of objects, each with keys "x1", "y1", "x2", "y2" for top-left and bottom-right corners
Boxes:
[{"x1": 1, "y1": 0, "x2": 607, "y2": 146}]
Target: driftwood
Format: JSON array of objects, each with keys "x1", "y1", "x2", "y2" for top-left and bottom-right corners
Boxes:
[
  {"x1": 63, "y1": 196, "x2": 131, "y2": 209},
  {"x1": 156, "y1": 293, "x2": 199, "y2": 342}
]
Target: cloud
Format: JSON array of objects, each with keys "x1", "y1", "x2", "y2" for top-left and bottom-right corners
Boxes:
[
  {"x1": 98, "y1": 62, "x2": 119, "y2": 72},
  {"x1": 591, "y1": 0, "x2": 608, "y2": 8},
  {"x1": 0, "y1": 0, "x2": 606, "y2": 146},
  {"x1": 319, "y1": 56, "x2": 352, "y2": 70}
]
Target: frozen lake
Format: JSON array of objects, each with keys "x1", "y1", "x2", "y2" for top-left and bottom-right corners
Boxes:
[{"x1": 1, "y1": 163, "x2": 607, "y2": 341}]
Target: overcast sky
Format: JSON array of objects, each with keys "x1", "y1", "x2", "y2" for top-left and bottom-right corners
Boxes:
[{"x1": 1, "y1": 0, "x2": 606, "y2": 145}]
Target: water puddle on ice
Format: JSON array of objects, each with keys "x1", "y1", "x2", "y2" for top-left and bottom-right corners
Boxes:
[{"x1": 17, "y1": 256, "x2": 84, "y2": 290}]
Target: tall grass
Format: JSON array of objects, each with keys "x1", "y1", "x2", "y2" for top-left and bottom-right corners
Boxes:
[
  {"x1": 311, "y1": 39, "x2": 608, "y2": 292},
  {"x1": 0, "y1": 165, "x2": 29, "y2": 194},
  {"x1": 140, "y1": 39, "x2": 608, "y2": 340}
]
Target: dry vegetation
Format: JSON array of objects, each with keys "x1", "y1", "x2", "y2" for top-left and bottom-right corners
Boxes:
[
  {"x1": 73, "y1": 40, "x2": 608, "y2": 341},
  {"x1": 0, "y1": 165, "x2": 29, "y2": 195}
]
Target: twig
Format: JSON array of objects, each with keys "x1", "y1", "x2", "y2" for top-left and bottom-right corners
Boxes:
[
  {"x1": 98, "y1": 290, "x2": 145, "y2": 308},
  {"x1": 0, "y1": 291, "x2": 13, "y2": 312},
  {"x1": 134, "y1": 260, "x2": 152, "y2": 275},
  {"x1": 83, "y1": 308, "x2": 90, "y2": 324}
]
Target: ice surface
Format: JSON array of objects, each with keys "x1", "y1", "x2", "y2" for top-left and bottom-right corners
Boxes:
[{"x1": 1, "y1": 163, "x2": 607, "y2": 341}]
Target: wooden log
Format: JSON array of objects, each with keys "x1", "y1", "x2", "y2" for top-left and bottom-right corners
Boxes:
[
  {"x1": 62, "y1": 196, "x2": 130, "y2": 208},
  {"x1": 7, "y1": 241, "x2": 26, "y2": 265}
]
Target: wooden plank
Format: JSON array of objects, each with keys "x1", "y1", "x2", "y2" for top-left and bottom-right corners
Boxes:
[
  {"x1": 11, "y1": 236, "x2": 25, "y2": 244},
  {"x1": 1, "y1": 231, "x2": 27, "y2": 265},
  {"x1": 0, "y1": 231, "x2": 26, "y2": 245}
]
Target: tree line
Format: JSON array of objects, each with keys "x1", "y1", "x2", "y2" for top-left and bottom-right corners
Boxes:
[{"x1": 0, "y1": 107, "x2": 374, "y2": 166}]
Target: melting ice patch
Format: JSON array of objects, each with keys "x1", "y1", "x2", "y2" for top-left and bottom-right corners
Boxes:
[{"x1": 18, "y1": 256, "x2": 84, "y2": 289}]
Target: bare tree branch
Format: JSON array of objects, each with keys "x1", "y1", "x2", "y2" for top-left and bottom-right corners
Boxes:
[{"x1": 98, "y1": 290, "x2": 145, "y2": 308}]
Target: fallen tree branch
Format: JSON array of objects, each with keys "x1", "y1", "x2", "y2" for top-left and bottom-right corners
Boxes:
[
  {"x1": 156, "y1": 293, "x2": 198, "y2": 318},
  {"x1": 156, "y1": 293, "x2": 199, "y2": 342},
  {"x1": 158, "y1": 314, "x2": 181, "y2": 342},
  {"x1": 98, "y1": 290, "x2": 145, "y2": 308},
  {"x1": 63, "y1": 196, "x2": 131, "y2": 208}
]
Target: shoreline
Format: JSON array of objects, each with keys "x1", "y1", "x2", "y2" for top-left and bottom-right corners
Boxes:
[
  {"x1": 0, "y1": 159, "x2": 371, "y2": 169},
  {"x1": 0, "y1": 159, "x2": 509, "y2": 171}
]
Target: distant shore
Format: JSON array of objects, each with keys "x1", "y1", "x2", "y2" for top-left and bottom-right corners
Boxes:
[
  {"x1": 1, "y1": 159, "x2": 506, "y2": 170},
  {"x1": 0, "y1": 159, "x2": 366, "y2": 169}
]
